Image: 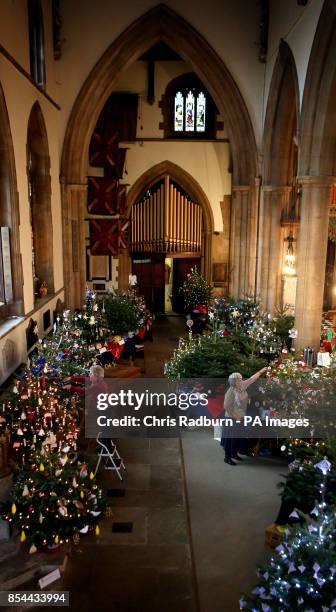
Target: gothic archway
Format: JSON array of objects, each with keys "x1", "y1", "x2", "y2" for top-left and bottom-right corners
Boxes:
[
  {"x1": 27, "y1": 101, "x2": 54, "y2": 298},
  {"x1": 0, "y1": 83, "x2": 23, "y2": 317},
  {"x1": 61, "y1": 4, "x2": 258, "y2": 308},
  {"x1": 294, "y1": 0, "x2": 336, "y2": 348},
  {"x1": 122, "y1": 161, "x2": 213, "y2": 287},
  {"x1": 258, "y1": 40, "x2": 300, "y2": 314}
]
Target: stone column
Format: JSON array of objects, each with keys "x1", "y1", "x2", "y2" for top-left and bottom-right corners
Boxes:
[
  {"x1": 118, "y1": 249, "x2": 132, "y2": 289},
  {"x1": 230, "y1": 186, "x2": 251, "y2": 298},
  {"x1": 257, "y1": 186, "x2": 289, "y2": 313},
  {"x1": 295, "y1": 177, "x2": 334, "y2": 350},
  {"x1": 61, "y1": 181, "x2": 87, "y2": 310}
]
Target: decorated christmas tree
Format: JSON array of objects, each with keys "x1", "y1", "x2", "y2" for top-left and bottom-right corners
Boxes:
[
  {"x1": 3, "y1": 449, "x2": 105, "y2": 551},
  {"x1": 0, "y1": 375, "x2": 80, "y2": 464},
  {"x1": 76, "y1": 289, "x2": 108, "y2": 343},
  {"x1": 180, "y1": 267, "x2": 212, "y2": 311},
  {"x1": 240, "y1": 459, "x2": 336, "y2": 611},
  {"x1": 101, "y1": 289, "x2": 145, "y2": 335}
]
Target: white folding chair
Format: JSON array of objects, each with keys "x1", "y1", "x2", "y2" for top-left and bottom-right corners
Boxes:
[{"x1": 94, "y1": 433, "x2": 126, "y2": 481}]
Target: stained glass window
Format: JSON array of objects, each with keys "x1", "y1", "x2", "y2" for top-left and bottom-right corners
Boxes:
[
  {"x1": 174, "y1": 91, "x2": 184, "y2": 132},
  {"x1": 170, "y1": 78, "x2": 213, "y2": 137},
  {"x1": 185, "y1": 91, "x2": 195, "y2": 131},
  {"x1": 196, "y1": 92, "x2": 206, "y2": 132}
]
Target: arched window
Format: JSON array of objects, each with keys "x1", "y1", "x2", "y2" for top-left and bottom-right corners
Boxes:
[
  {"x1": 27, "y1": 103, "x2": 54, "y2": 300},
  {"x1": 28, "y1": 0, "x2": 46, "y2": 88},
  {"x1": 162, "y1": 73, "x2": 217, "y2": 139},
  {"x1": 0, "y1": 85, "x2": 23, "y2": 317}
]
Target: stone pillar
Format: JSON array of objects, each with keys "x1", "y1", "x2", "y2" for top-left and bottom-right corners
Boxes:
[
  {"x1": 118, "y1": 249, "x2": 132, "y2": 289},
  {"x1": 257, "y1": 186, "x2": 290, "y2": 313},
  {"x1": 295, "y1": 177, "x2": 334, "y2": 350},
  {"x1": 246, "y1": 179, "x2": 259, "y2": 296},
  {"x1": 61, "y1": 181, "x2": 87, "y2": 310},
  {"x1": 230, "y1": 186, "x2": 251, "y2": 298}
]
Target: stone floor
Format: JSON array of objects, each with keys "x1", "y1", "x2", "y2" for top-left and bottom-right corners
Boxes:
[
  {"x1": 5, "y1": 316, "x2": 286, "y2": 612},
  {"x1": 59, "y1": 316, "x2": 197, "y2": 612},
  {"x1": 181, "y1": 430, "x2": 285, "y2": 612}
]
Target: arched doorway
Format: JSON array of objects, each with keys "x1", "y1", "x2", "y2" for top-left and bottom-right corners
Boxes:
[
  {"x1": 0, "y1": 83, "x2": 23, "y2": 317},
  {"x1": 27, "y1": 102, "x2": 54, "y2": 300},
  {"x1": 260, "y1": 40, "x2": 300, "y2": 314},
  {"x1": 61, "y1": 4, "x2": 257, "y2": 309},
  {"x1": 126, "y1": 161, "x2": 213, "y2": 313},
  {"x1": 294, "y1": 0, "x2": 336, "y2": 349}
]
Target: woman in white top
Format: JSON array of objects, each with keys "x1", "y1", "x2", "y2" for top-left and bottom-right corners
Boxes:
[{"x1": 221, "y1": 367, "x2": 268, "y2": 465}]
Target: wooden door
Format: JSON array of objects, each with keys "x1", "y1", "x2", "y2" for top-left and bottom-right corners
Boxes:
[
  {"x1": 172, "y1": 258, "x2": 201, "y2": 313},
  {"x1": 132, "y1": 255, "x2": 165, "y2": 313}
]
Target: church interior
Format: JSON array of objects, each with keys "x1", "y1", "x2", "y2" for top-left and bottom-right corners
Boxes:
[{"x1": 0, "y1": 1, "x2": 336, "y2": 611}]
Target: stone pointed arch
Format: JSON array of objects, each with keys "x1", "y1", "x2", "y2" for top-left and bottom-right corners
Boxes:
[
  {"x1": 61, "y1": 3, "x2": 257, "y2": 186},
  {"x1": 61, "y1": 4, "x2": 258, "y2": 308},
  {"x1": 263, "y1": 39, "x2": 300, "y2": 186},
  {"x1": 27, "y1": 101, "x2": 54, "y2": 294},
  {"x1": 258, "y1": 40, "x2": 300, "y2": 313},
  {"x1": 126, "y1": 161, "x2": 214, "y2": 232},
  {"x1": 299, "y1": 0, "x2": 336, "y2": 177},
  {"x1": 0, "y1": 82, "x2": 23, "y2": 316},
  {"x1": 294, "y1": 0, "x2": 336, "y2": 350},
  {"x1": 125, "y1": 161, "x2": 214, "y2": 283}
]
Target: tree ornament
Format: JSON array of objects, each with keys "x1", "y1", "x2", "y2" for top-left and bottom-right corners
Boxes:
[
  {"x1": 95, "y1": 525, "x2": 100, "y2": 536},
  {"x1": 39, "y1": 463, "x2": 45, "y2": 472},
  {"x1": 80, "y1": 465, "x2": 88, "y2": 478},
  {"x1": 11, "y1": 503, "x2": 16, "y2": 514},
  {"x1": 29, "y1": 544, "x2": 37, "y2": 554},
  {"x1": 89, "y1": 471, "x2": 94, "y2": 480},
  {"x1": 58, "y1": 505, "x2": 68, "y2": 517},
  {"x1": 22, "y1": 484, "x2": 29, "y2": 497},
  {"x1": 20, "y1": 530, "x2": 26, "y2": 542}
]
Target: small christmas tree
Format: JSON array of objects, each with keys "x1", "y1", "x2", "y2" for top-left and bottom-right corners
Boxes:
[
  {"x1": 101, "y1": 289, "x2": 145, "y2": 335},
  {"x1": 3, "y1": 450, "x2": 105, "y2": 551},
  {"x1": 0, "y1": 376, "x2": 80, "y2": 464},
  {"x1": 180, "y1": 267, "x2": 212, "y2": 312}
]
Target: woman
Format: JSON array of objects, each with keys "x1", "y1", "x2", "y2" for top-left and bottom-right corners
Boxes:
[{"x1": 221, "y1": 367, "x2": 268, "y2": 465}]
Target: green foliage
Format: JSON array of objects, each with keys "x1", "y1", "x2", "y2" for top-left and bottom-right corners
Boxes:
[
  {"x1": 273, "y1": 306, "x2": 295, "y2": 349},
  {"x1": 241, "y1": 511, "x2": 336, "y2": 611},
  {"x1": 165, "y1": 333, "x2": 266, "y2": 379},
  {"x1": 101, "y1": 290, "x2": 145, "y2": 334},
  {"x1": 211, "y1": 297, "x2": 284, "y2": 357},
  {"x1": 180, "y1": 267, "x2": 212, "y2": 311},
  {"x1": 278, "y1": 440, "x2": 336, "y2": 515}
]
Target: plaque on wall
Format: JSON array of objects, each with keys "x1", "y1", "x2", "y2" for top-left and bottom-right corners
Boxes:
[
  {"x1": 1, "y1": 227, "x2": 13, "y2": 303},
  {"x1": 213, "y1": 262, "x2": 227, "y2": 284}
]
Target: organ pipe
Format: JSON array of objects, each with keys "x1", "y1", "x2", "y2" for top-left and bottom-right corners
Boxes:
[{"x1": 130, "y1": 177, "x2": 202, "y2": 253}]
